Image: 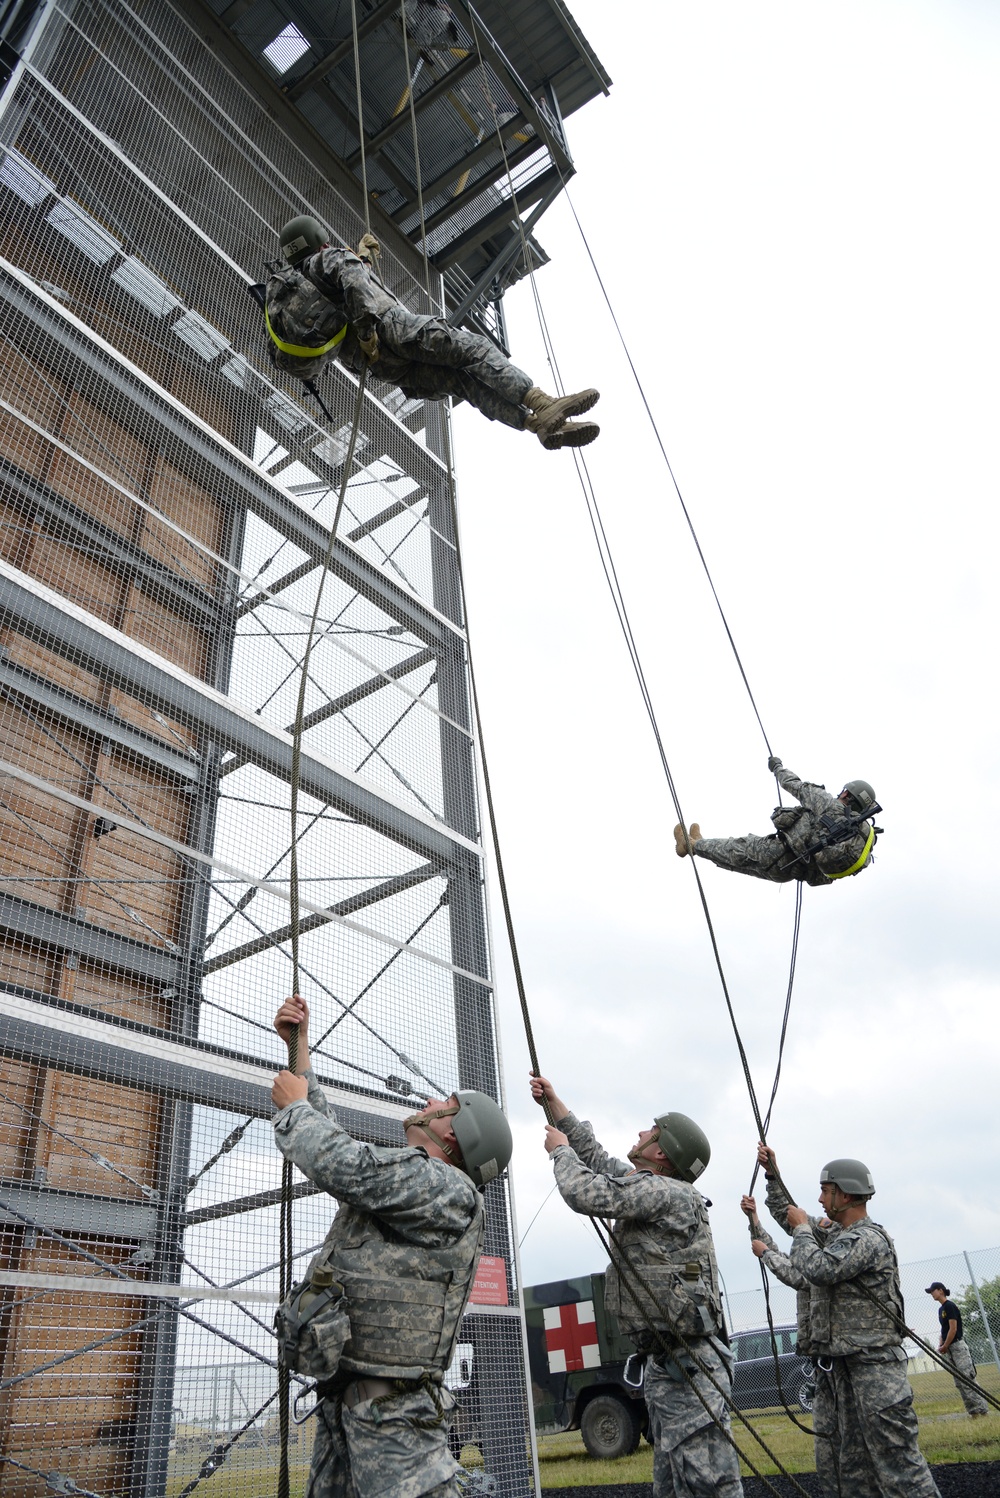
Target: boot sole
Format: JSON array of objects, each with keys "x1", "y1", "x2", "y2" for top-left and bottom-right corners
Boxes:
[
  {"x1": 533, "y1": 389, "x2": 601, "y2": 438},
  {"x1": 542, "y1": 421, "x2": 600, "y2": 451}
]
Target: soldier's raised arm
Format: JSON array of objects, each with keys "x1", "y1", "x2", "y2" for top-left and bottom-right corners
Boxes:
[{"x1": 773, "y1": 763, "x2": 844, "y2": 817}]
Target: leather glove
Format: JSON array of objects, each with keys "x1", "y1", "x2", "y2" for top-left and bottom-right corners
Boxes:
[
  {"x1": 357, "y1": 232, "x2": 381, "y2": 264},
  {"x1": 357, "y1": 330, "x2": 380, "y2": 363},
  {"x1": 767, "y1": 755, "x2": 782, "y2": 773}
]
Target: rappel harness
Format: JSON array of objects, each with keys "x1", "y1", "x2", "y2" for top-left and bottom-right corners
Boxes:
[
  {"x1": 264, "y1": 302, "x2": 347, "y2": 360},
  {"x1": 779, "y1": 801, "x2": 883, "y2": 878}
]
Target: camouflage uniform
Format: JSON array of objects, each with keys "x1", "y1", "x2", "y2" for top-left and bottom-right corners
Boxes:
[
  {"x1": 939, "y1": 1339, "x2": 989, "y2": 1417},
  {"x1": 550, "y1": 1112, "x2": 743, "y2": 1498},
  {"x1": 273, "y1": 1071, "x2": 483, "y2": 1498},
  {"x1": 265, "y1": 249, "x2": 534, "y2": 428},
  {"x1": 765, "y1": 1175, "x2": 941, "y2": 1498},
  {"x1": 693, "y1": 765, "x2": 874, "y2": 886}
]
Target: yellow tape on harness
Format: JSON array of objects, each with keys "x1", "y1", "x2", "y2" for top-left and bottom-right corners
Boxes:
[
  {"x1": 826, "y1": 823, "x2": 875, "y2": 880},
  {"x1": 265, "y1": 305, "x2": 346, "y2": 358}
]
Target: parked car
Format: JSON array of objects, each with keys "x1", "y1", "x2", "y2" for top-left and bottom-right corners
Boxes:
[{"x1": 730, "y1": 1322, "x2": 814, "y2": 1412}]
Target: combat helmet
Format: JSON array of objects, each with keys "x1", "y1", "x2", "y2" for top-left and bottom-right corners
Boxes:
[
  {"x1": 280, "y1": 214, "x2": 327, "y2": 268},
  {"x1": 451, "y1": 1091, "x2": 513, "y2": 1186},
  {"x1": 404, "y1": 1092, "x2": 513, "y2": 1187},
  {"x1": 820, "y1": 1158, "x2": 875, "y2": 1198},
  {"x1": 653, "y1": 1111, "x2": 711, "y2": 1184},
  {"x1": 841, "y1": 779, "x2": 876, "y2": 813}
]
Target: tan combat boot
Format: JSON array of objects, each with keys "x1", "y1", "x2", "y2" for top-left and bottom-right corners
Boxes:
[
  {"x1": 539, "y1": 419, "x2": 600, "y2": 450},
  {"x1": 524, "y1": 385, "x2": 600, "y2": 442},
  {"x1": 673, "y1": 823, "x2": 702, "y2": 857}
]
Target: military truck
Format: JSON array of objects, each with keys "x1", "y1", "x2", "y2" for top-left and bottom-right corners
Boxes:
[
  {"x1": 523, "y1": 1273, "x2": 648, "y2": 1458},
  {"x1": 524, "y1": 1274, "x2": 814, "y2": 1459}
]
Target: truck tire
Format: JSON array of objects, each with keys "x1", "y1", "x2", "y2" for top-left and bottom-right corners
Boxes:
[
  {"x1": 798, "y1": 1378, "x2": 815, "y2": 1413},
  {"x1": 580, "y1": 1393, "x2": 642, "y2": 1460}
]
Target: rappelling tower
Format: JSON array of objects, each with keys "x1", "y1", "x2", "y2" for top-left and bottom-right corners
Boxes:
[{"x1": 0, "y1": 0, "x2": 608, "y2": 1494}]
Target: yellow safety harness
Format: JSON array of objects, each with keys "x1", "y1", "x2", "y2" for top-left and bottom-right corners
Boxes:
[
  {"x1": 265, "y1": 304, "x2": 347, "y2": 359},
  {"x1": 826, "y1": 823, "x2": 875, "y2": 880}
]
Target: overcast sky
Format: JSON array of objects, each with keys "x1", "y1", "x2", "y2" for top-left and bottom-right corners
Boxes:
[{"x1": 445, "y1": 0, "x2": 1000, "y2": 1314}]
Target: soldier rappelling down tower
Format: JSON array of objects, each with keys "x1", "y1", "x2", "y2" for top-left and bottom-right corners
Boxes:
[
  {"x1": 265, "y1": 216, "x2": 601, "y2": 450},
  {"x1": 674, "y1": 758, "x2": 880, "y2": 886}
]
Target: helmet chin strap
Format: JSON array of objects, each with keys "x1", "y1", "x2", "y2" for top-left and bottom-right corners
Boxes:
[
  {"x1": 627, "y1": 1126, "x2": 672, "y2": 1176},
  {"x1": 402, "y1": 1103, "x2": 463, "y2": 1166}
]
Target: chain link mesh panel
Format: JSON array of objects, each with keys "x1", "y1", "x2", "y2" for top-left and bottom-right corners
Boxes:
[{"x1": 0, "y1": 1, "x2": 536, "y2": 1494}]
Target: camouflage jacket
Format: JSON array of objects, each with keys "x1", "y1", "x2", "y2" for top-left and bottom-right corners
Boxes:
[
  {"x1": 273, "y1": 1071, "x2": 483, "y2": 1378},
  {"x1": 751, "y1": 1221, "x2": 817, "y2": 1355},
  {"x1": 770, "y1": 765, "x2": 874, "y2": 879},
  {"x1": 264, "y1": 247, "x2": 397, "y2": 379},
  {"x1": 551, "y1": 1112, "x2": 723, "y2": 1346},
  {"x1": 789, "y1": 1216, "x2": 904, "y2": 1356},
  {"x1": 764, "y1": 1176, "x2": 839, "y2": 1355}
]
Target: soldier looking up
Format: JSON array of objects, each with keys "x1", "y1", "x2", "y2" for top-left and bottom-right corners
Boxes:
[
  {"x1": 265, "y1": 216, "x2": 601, "y2": 450},
  {"x1": 271, "y1": 995, "x2": 512, "y2": 1498},
  {"x1": 674, "y1": 757, "x2": 878, "y2": 885},
  {"x1": 530, "y1": 1073, "x2": 743, "y2": 1498},
  {"x1": 760, "y1": 1143, "x2": 941, "y2": 1498}
]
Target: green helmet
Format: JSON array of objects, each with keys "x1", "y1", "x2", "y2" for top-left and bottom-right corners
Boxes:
[
  {"x1": 451, "y1": 1090, "x2": 513, "y2": 1187},
  {"x1": 841, "y1": 779, "x2": 876, "y2": 813},
  {"x1": 279, "y1": 214, "x2": 327, "y2": 268},
  {"x1": 653, "y1": 1111, "x2": 711, "y2": 1183},
  {"x1": 820, "y1": 1158, "x2": 875, "y2": 1197}
]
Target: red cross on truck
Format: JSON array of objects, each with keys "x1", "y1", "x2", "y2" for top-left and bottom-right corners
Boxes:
[{"x1": 524, "y1": 1272, "x2": 648, "y2": 1459}]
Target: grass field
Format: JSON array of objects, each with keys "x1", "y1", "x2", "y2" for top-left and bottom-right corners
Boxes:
[
  {"x1": 161, "y1": 1366, "x2": 1000, "y2": 1493},
  {"x1": 535, "y1": 1365, "x2": 1000, "y2": 1487}
]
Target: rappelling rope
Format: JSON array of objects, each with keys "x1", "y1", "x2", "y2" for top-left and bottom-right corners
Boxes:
[
  {"x1": 398, "y1": 0, "x2": 433, "y2": 302},
  {"x1": 277, "y1": 368, "x2": 368, "y2": 1498},
  {"x1": 437, "y1": 396, "x2": 811, "y2": 1491},
  {"x1": 350, "y1": 0, "x2": 372, "y2": 236},
  {"x1": 277, "y1": 10, "x2": 374, "y2": 1486}
]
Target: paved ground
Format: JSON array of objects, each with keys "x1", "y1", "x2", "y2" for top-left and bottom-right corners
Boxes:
[{"x1": 543, "y1": 1462, "x2": 1000, "y2": 1497}]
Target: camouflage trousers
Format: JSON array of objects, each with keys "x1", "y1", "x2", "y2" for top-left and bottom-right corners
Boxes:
[
  {"x1": 813, "y1": 1352, "x2": 941, "y2": 1497},
  {"x1": 940, "y1": 1340, "x2": 990, "y2": 1415},
  {"x1": 644, "y1": 1342, "x2": 744, "y2": 1497},
  {"x1": 307, "y1": 1381, "x2": 463, "y2": 1498},
  {"x1": 693, "y1": 834, "x2": 828, "y2": 887},
  {"x1": 364, "y1": 306, "x2": 533, "y2": 428}
]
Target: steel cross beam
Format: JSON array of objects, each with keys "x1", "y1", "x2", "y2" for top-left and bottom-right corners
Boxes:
[
  {"x1": 284, "y1": 0, "x2": 402, "y2": 100},
  {"x1": 0, "y1": 654, "x2": 199, "y2": 783},
  {"x1": 0, "y1": 262, "x2": 455, "y2": 649},
  {"x1": 0, "y1": 560, "x2": 478, "y2": 866},
  {"x1": 346, "y1": 52, "x2": 482, "y2": 171},
  {"x1": 0, "y1": 990, "x2": 411, "y2": 1136},
  {"x1": 203, "y1": 860, "x2": 440, "y2": 974},
  {"x1": 445, "y1": 190, "x2": 557, "y2": 327},
  {"x1": 434, "y1": 165, "x2": 564, "y2": 269},
  {"x1": 218, "y1": 645, "x2": 435, "y2": 779},
  {"x1": 448, "y1": 0, "x2": 574, "y2": 175}
]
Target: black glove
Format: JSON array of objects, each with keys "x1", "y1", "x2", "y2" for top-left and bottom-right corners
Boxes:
[{"x1": 767, "y1": 755, "x2": 782, "y2": 773}]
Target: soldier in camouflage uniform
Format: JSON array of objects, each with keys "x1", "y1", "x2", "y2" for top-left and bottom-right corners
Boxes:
[
  {"x1": 760, "y1": 1143, "x2": 941, "y2": 1498},
  {"x1": 675, "y1": 757, "x2": 878, "y2": 886},
  {"x1": 271, "y1": 995, "x2": 512, "y2": 1498},
  {"x1": 530, "y1": 1074, "x2": 743, "y2": 1498},
  {"x1": 265, "y1": 216, "x2": 600, "y2": 449}
]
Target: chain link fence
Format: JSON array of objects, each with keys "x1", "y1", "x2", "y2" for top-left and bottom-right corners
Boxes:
[{"x1": 724, "y1": 1242, "x2": 1000, "y2": 1371}]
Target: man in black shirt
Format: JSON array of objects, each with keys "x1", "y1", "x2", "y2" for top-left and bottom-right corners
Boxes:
[{"x1": 926, "y1": 1282, "x2": 989, "y2": 1417}]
